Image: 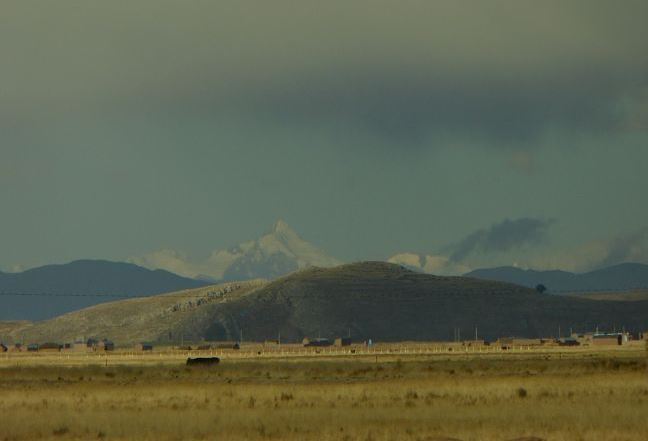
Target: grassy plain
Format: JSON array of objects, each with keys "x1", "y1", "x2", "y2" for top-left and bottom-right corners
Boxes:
[{"x1": 1, "y1": 347, "x2": 647, "y2": 441}]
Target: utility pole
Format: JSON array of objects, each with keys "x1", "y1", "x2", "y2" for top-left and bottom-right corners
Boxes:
[{"x1": 475, "y1": 326, "x2": 478, "y2": 341}]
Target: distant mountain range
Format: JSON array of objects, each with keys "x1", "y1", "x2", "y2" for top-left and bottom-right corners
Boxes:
[
  {"x1": 0, "y1": 221, "x2": 340, "y2": 321},
  {"x1": 129, "y1": 220, "x2": 341, "y2": 282},
  {"x1": 465, "y1": 263, "x2": 648, "y2": 293},
  {"x1": 3, "y1": 220, "x2": 648, "y2": 323},
  {"x1": 0, "y1": 260, "x2": 207, "y2": 321},
  {"x1": 4, "y1": 262, "x2": 648, "y2": 345}
]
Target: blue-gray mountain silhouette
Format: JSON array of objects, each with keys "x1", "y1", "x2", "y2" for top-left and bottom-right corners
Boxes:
[
  {"x1": 0, "y1": 260, "x2": 207, "y2": 320},
  {"x1": 465, "y1": 262, "x2": 648, "y2": 293}
]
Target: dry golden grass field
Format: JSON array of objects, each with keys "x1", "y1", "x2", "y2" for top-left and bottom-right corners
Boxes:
[{"x1": 1, "y1": 346, "x2": 647, "y2": 441}]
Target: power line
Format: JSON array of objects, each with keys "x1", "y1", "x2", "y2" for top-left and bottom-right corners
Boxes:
[
  {"x1": 0, "y1": 292, "x2": 132, "y2": 298},
  {"x1": 1, "y1": 285, "x2": 648, "y2": 301},
  {"x1": 0, "y1": 292, "x2": 225, "y2": 299}
]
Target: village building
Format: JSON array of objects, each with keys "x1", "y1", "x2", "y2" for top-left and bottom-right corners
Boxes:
[
  {"x1": 72, "y1": 341, "x2": 90, "y2": 352},
  {"x1": 303, "y1": 337, "x2": 332, "y2": 347},
  {"x1": 334, "y1": 337, "x2": 352, "y2": 347},
  {"x1": 96, "y1": 340, "x2": 115, "y2": 351},
  {"x1": 134, "y1": 343, "x2": 153, "y2": 351},
  {"x1": 592, "y1": 333, "x2": 629, "y2": 346},
  {"x1": 571, "y1": 332, "x2": 595, "y2": 345},
  {"x1": 558, "y1": 337, "x2": 580, "y2": 346},
  {"x1": 9, "y1": 343, "x2": 25, "y2": 352},
  {"x1": 39, "y1": 342, "x2": 62, "y2": 352},
  {"x1": 215, "y1": 342, "x2": 240, "y2": 350},
  {"x1": 0, "y1": 343, "x2": 7, "y2": 352},
  {"x1": 462, "y1": 340, "x2": 486, "y2": 347},
  {"x1": 87, "y1": 338, "x2": 99, "y2": 347},
  {"x1": 497, "y1": 337, "x2": 546, "y2": 349}
]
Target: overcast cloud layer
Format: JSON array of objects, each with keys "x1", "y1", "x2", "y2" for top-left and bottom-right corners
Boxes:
[{"x1": 1, "y1": 1, "x2": 648, "y2": 273}]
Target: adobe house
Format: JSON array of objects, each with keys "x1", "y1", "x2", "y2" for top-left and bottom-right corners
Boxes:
[
  {"x1": 9, "y1": 343, "x2": 25, "y2": 352},
  {"x1": 39, "y1": 342, "x2": 62, "y2": 352},
  {"x1": 592, "y1": 333, "x2": 627, "y2": 346},
  {"x1": 334, "y1": 337, "x2": 352, "y2": 347},
  {"x1": 134, "y1": 343, "x2": 153, "y2": 351},
  {"x1": 304, "y1": 337, "x2": 332, "y2": 347},
  {"x1": 558, "y1": 338, "x2": 580, "y2": 346},
  {"x1": 497, "y1": 337, "x2": 544, "y2": 349},
  {"x1": 96, "y1": 340, "x2": 115, "y2": 351},
  {"x1": 72, "y1": 341, "x2": 90, "y2": 352},
  {"x1": 215, "y1": 342, "x2": 240, "y2": 350},
  {"x1": 462, "y1": 340, "x2": 486, "y2": 347}
]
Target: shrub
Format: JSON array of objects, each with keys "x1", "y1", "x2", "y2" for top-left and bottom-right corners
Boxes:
[{"x1": 517, "y1": 387, "x2": 528, "y2": 398}]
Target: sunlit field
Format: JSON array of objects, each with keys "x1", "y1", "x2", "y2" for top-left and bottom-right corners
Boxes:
[{"x1": 1, "y1": 346, "x2": 647, "y2": 441}]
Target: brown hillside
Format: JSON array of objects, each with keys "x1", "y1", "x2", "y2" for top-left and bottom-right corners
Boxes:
[{"x1": 5, "y1": 262, "x2": 648, "y2": 345}]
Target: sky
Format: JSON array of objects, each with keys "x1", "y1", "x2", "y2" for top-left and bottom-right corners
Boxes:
[{"x1": 1, "y1": 1, "x2": 648, "y2": 274}]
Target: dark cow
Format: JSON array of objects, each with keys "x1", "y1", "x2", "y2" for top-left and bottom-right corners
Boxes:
[{"x1": 186, "y1": 357, "x2": 220, "y2": 367}]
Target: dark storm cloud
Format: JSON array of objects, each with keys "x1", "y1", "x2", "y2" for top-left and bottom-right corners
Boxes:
[
  {"x1": 1, "y1": 1, "x2": 648, "y2": 272},
  {"x1": 2, "y1": 1, "x2": 648, "y2": 147},
  {"x1": 235, "y1": 73, "x2": 630, "y2": 144},
  {"x1": 448, "y1": 218, "x2": 554, "y2": 262}
]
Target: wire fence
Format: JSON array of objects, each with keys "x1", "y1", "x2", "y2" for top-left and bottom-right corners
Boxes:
[{"x1": 2, "y1": 285, "x2": 648, "y2": 301}]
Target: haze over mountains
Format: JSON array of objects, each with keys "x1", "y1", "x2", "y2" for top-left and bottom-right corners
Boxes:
[
  {"x1": 129, "y1": 220, "x2": 341, "y2": 282},
  {"x1": 387, "y1": 253, "x2": 471, "y2": 277},
  {"x1": 4, "y1": 262, "x2": 648, "y2": 345}
]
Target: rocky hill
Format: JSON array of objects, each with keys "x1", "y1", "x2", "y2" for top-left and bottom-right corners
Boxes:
[
  {"x1": 216, "y1": 262, "x2": 648, "y2": 342},
  {"x1": 5, "y1": 262, "x2": 648, "y2": 345},
  {"x1": 1, "y1": 280, "x2": 266, "y2": 345}
]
